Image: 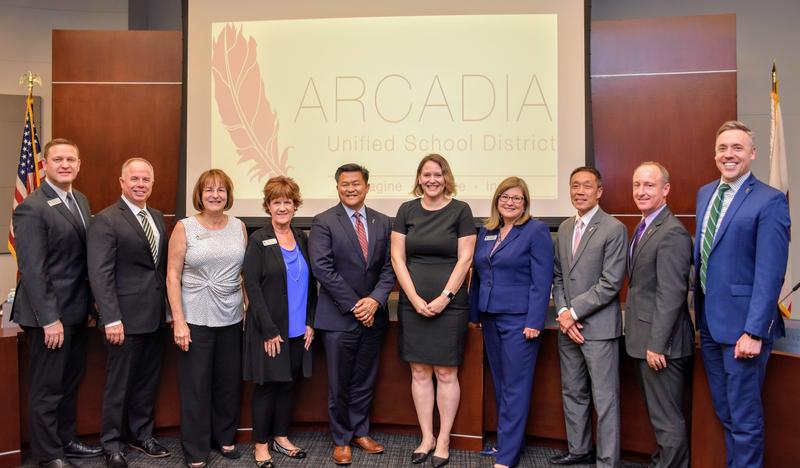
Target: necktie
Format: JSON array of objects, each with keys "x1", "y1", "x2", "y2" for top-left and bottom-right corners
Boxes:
[
  {"x1": 65, "y1": 192, "x2": 84, "y2": 230},
  {"x1": 700, "y1": 183, "x2": 730, "y2": 293},
  {"x1": 572, "y1": 219, "x2": 584, "y2": 256},
  {"x1": 138, "y1": 209, "x2": 158, "y2": 263},
  {"x1": 354, "y1": 212, "x2": 368, "y2": 261},
  {"x1": 629, "y1": 220, "x2": 646, "y2": 260}
]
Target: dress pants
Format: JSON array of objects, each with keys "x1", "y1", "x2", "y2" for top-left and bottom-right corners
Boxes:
[
  {"x1": 100, "y1": 328, "x2": 164, "y2": 453},
  {"x1": 700, "y1": 326, "x2": 771, "y2": 468},
  {"x1": 179, "y1": 322, "x2": 242, "y2": 463},
  {"x1": 482, "y1": 313, "x2": 540, "y2": 467},
  {"x1": 635, "y1": 357, "x2": 691, "y2": 468},
  {"x1": 558, "y1": 333, "x2": 620, "y2": 468},
  {"x1": 25, "y1": 324, "x2": 87, "y2": 462},
  {"x1": 252, "y1": 336, "x2": 304, "y2": 443},
  {"x1": 322, "y1": 325, "x2": 385, "y2": 446}
]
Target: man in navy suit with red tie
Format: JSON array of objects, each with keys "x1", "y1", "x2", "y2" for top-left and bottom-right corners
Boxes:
[
  {"x1": 695, "y1": 121, "x2": 790, "y2": 468},
  {"x1": 309, "y1": 163, "x2": 396, "y2": 465}
]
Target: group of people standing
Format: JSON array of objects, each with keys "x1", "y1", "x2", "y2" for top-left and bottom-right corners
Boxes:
[{"x1": 11, "y1": 118, "x2": 790, "y2": 468}]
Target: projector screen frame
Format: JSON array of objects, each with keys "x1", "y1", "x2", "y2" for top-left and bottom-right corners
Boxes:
[{"x1": 179, "y1": 0, "x2": 594, "y2": 230}]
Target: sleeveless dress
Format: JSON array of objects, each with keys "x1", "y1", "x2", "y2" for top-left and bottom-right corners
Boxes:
[
  {"x1": 393, "y1": 198, "x2": 475, "y2": 366},
  {"x1": 180, "y1": 215, "x2": 246, "y2": 326}
]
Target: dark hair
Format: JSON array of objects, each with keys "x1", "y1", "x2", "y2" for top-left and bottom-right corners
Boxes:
[
  {"x1": 570, "y1": 166, "x2": 603, "y2": 187},
  {"x1": 335, "y1": 163, "x2": 369, "y2": 183},
  {"x1": 192, "y1": 169, "x2": 234, "y2": 211},
  {"x1": 43, "y1": 138, "x2": 79, "y2": 159}
]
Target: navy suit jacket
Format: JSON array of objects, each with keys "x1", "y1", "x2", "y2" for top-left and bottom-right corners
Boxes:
[
  {"x1": 469, "y1": 219, "x2": 554, "y2": 330},
  {"x1": 693, "y1": 174, "x2": 790, "y2": 344},
  {"x1": 309, "y1": 204, "x2": 396, "y2": 332}
]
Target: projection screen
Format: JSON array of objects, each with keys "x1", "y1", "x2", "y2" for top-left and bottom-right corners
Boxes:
[{"x1": 186, "y1": 0, "x2": 587, "y2": 219}]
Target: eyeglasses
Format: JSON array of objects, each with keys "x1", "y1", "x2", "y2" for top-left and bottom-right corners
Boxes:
[{"x1": 499, "y1": 195, "x2": 524, "y2": 204}]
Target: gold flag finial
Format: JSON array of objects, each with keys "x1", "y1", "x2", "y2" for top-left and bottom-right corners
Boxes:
[
  {"x1": 771, "y1": 62, "x2": 778, "y2": 95},
  {"x1": 18, "y1": 71, "x2": 42, "y2": 96}
]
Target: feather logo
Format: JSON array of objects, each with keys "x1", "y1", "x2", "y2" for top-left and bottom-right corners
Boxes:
[{"x1": 211, "y1": 24, "x2": 290, "y2": 180}]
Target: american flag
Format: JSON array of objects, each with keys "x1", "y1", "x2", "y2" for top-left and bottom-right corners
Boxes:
[{"x1": 8, "y1": 95, "x2": 44, "y2": 260}]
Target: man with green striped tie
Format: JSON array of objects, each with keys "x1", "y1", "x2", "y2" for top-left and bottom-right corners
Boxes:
[
  {"x1": 88, "y1": 158, "x2": 170, "y2": 468},
  {"x1": 693, "y1": 121, "x2": 790, "y2": 468}
]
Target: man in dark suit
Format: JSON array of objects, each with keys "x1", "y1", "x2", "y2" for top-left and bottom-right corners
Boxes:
[
  {"x1": 694, "y1": 121, "x2": 790, "y2": 468},
  {"x1": 11, "y1": 138, "x2": 103, "y2": 468},
  {"x1": 625, "y1": 162, "x2": 694, "y2": 468},
  {"x1": 309, "y1": 163, "x2": 396, "y2": 465},
  {"x1": 550, "y1": 166, "x2": 627, "y2": 467},
  {"x1": 88, "y1": 158, "x2": 170, "y2": 468}
]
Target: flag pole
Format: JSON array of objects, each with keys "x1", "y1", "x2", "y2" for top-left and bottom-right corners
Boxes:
[{"x1": 18, "y1": 71, "x2": 42, "y2": 185}]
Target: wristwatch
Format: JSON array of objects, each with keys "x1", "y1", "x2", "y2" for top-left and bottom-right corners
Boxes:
[
  {"x1": 442, "y1": 289, "x2": 455, "y2": 300},
  {"x1": 745, "y1": 332, "x2": 762, "y2": 341}
]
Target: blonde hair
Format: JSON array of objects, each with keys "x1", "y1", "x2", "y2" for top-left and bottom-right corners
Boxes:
[
  {"x1": 716, "y1": 120, "x2": 755, "y2": 147},
  {"x1": 484, "y1": 177, "x2": 532, "y2": 230}
]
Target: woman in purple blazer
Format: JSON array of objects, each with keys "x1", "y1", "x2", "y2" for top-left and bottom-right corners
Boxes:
[{"x1": 469, "y1": 177, "x2": 554, "y2": 468}]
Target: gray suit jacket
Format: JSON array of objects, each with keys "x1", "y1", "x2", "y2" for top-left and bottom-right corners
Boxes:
[
  {"x1": 553, "y1": 207, "x2": 627, "y2": 340},
  {"x1": 624, "y1": 207, "x2": 694, "y2": 359},
  {"x1": 11, "y1": 182, "x2": 92, "y2": 327}
]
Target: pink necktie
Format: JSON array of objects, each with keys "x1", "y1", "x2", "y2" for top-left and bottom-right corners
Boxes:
[
  {"x1": 354, "y1": 212, "x2": 368, "y2": 261},
  {"x1": 572, "y1": 219, "x2": 584, "y2": 256}
]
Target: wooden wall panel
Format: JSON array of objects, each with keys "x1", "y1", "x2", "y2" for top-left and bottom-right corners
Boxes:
[
  {"x1": 591, "y1": 15, "x2": 736, "y2": 76},
  {"x1": 0, "y1": 330, "x2": 21, "y2": 467},
  {"x1": 591, "y1": 14, "x2": 737, "y2": 219},
  {"x1": 52, "y1": 30, "x2": 181, "y2": 216}
]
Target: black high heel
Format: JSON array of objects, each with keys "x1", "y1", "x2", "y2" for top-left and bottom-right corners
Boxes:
[
  {"x1": 431, "y1": 455, "x2": 450, "y2": 467},
  {"x1": 411, "y1": 447, "x2": 435, "y2": 464}
]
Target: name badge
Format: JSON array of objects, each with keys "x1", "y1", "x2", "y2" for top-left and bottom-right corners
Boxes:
[
  {"x1": 484, "y1": 235, "x2": 498, "y2": 241},
  {"x1": 196, "y1": 232, "x2": 212, "y2": 240},
  {"x1": 48, "y1": 198, "x2": 62, "y2": 207},
  {"x1": 262, "y1": 238, "x2": 278, "y2": 246}
]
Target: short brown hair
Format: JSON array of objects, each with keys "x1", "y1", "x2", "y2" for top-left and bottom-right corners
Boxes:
[
  {"x1": 262, "y1": 176, "x2": 303, "y2": 214},
  {"x1": 43, "y1": 138, "x2": 79, "y2": 159},
  {"x1": 412, "y1": 153, "x2": 457, "y2": 197},
  {"x1": 192, "y1": 169, "x2": 234, "y2": 211},
  {"x1": 716, "y1": 120, "x2": 755, "y2": 147},
  {"x1": 484, "y1": 177, "x2": 532, "y2": 230}
]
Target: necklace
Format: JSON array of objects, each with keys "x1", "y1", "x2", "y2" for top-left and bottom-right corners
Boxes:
[{"x1": 284, "y1": 246, "x2": 303, "y2": 282}]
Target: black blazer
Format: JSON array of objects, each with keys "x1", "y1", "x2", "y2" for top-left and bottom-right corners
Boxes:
[
  {"x1": 11, "y1": 183, "x2": 92, "y2": 327},
  {"x1": 242, "y1": 223, "x2": 317, "y2": 383},
  {"x1": 87, "y1": 198, "x2": 168, "y2": 334},
  {"x1": 309, "y1": 204, "x2": 395, "y2": 332}
]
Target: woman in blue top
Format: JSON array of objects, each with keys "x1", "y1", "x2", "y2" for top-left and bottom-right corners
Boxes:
[
  {"x1": 469, "y1": 177, "x2": 554, "y2": 468},
  {"x1": 242, "y1": 176, "x2": 316, "y2": 468}
]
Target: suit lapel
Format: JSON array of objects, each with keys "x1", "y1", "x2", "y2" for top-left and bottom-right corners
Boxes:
[
  {"x1": 492, "y1": 225, "x2": 521, "y2": 258},
  {"x1": 262, "y1": 225, "x2": 288, "y2": 289},
  {"x1": 365, "y1": 207, "x2": 378, "y2": 265},
  {"x1": 631, "y1": 207, "x2": 670, "y2": 271},
  {"x1": 712, "y1": 175, "x2": 755, "y2": 251},
  {"x1": 569, "y1": 212, "x2": 601, "y2": 273},
  {"x1": 118, "y1": 199, "x2": 155, "y2": 266},
  {"x1": 41, "y1": 183, "x2": 86, "y2": 241},
  {"x1": 336, "y1": 205, "x2": 367, "y2": 267}
]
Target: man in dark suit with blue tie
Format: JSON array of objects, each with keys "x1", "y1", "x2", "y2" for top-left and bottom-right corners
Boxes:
[
  {"x1": 12, "y1": 138, "x2": 103, "y2": 467},
  {"x1": 309, "y1": 163, "x2": 396, "y2": 465},
  {"x1": 88, "y1": 158, "x2": 170, "y2": 468},
  {"x1": 695, "y1": 121, "x2": 790, "y2": 468}
]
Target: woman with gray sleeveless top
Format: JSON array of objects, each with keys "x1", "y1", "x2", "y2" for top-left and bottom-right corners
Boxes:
[{"x1": 166, "y1": 169, "x2": 247, "y2": 468}]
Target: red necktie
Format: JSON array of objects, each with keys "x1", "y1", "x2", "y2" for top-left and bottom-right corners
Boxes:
[{"x1": 354, "y1": 212, "x2": 368, "y2": 261}]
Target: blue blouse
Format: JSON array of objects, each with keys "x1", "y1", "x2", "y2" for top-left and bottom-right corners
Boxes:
[{"x1": 281, "y1": 245, "x2": 309, "y2": 338}]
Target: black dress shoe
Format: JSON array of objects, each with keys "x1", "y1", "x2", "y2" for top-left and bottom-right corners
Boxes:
[
  {"x1": 64, "y1": 439, "x2": 104, "y2": 458},
  {"x1": 411, "y1": 448, "x2": 433, "y2": 464},
  {"x1": 548, "y1": 451, "x2": 594, "y2": 465},
  {"x1": 129, "y1": 438, "x2": 170, "y2": 458},
  {"x1": 39, "y1": 458, "x2": 77, "y2": 468},
  {"x1": 105, "y1": 452, "x2": 128, "y2": 468},
  {"x1": 431, "y1": 455, "x2": 449, "y2": 467}
]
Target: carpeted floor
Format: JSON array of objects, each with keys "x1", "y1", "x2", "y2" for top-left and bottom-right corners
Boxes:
[{"x1": 22, "y1": 432, "x2": 648, "y2": 467}]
